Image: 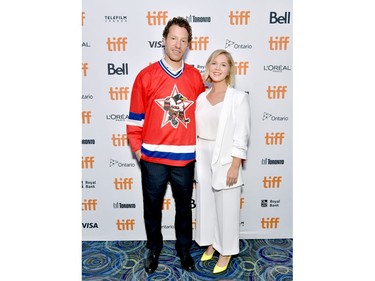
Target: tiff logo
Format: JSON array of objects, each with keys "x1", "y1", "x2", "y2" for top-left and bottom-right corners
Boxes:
[
  {"x1": 240, "y1": 197, "x2": 245, "y2": 209},
  {"x1": 109, "y1": 87, "x2": 130, "y2": 100},
  {"x1": 82, "y1": 63, "x2": 88, "y2": 76},
  {"x1": 190, "y1": 36, "x2": 209, "y2": 51},
  {"x1": 116, "y1": 219, "x2": 135, "y2": 230},
  {"x1": 263, "y1": 176, "x2": 282, "y2": 188},
  {"x1": 107, "y1": 37, "x2": 128, "y2": 51},
  {"x1": 114, "y1": 178, "x2": 133, "y2": 190},
  {"x1": 82, "y1": 156, "x2": 94, "y2": 169},
  {"x1": 112, "y1": 134, "x2": 128, "y2": 146},
  {"x1": 146, "y1": 11, "x2": 168, "y2": 25},
  {"x1": 82, "y1": 12, "x2": 85, "y2": 26},
  {"x1": 264, "y1": 132, "x2": 285, "y2": 145},
  {"x1": 261, "y1": 217, "x2": 280, "y2": 229},
  {"x1": 267, "y1": 86, "x2": 287, "y2": 99},
  {"x1": 229, "y1": 11, "x2": 250, "y2": 25},
  {"x1": 162, "y1": 198, "x2": 172, "y2": 210},
  {"x1": 82, "y1": 199, "x2": 97, "y2": 211},
  {"x1": 234, "y1": 61, "x2": 249, "y2": 75},
  {"x1": 82, "y1": 111, "x2": 91, "y2": 124},
  {"x1": 269, "y1": 36, "x2": 290, "y2": 50}
]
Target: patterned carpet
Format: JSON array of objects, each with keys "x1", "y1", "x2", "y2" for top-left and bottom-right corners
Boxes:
[{"x1": 82, "y1": 239, "x2": 293, "y2": 280}]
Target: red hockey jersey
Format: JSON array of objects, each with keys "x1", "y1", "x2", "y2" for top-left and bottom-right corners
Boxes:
[{"x1": 127, "y1": 60, "x2": 206, "y2": 166}]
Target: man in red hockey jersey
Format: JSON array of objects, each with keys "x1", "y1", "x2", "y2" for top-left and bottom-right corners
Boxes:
[{"x1": 126, "y1": 16, "x2": 205, "y2": 274}]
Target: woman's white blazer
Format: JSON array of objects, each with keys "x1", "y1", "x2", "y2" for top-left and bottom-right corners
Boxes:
[{"x1": 197, "y1": 86, "x2": 251, "y2": 190}]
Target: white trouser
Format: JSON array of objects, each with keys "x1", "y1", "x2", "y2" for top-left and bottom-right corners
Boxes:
[{"x1": 195, "y1": 138, "x2": 241, "y2": 256}]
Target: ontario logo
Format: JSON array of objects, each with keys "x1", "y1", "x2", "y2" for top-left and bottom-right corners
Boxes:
[
  {"x1": 225, "y1": 39, "x2": 252, "y2": 50},
  {"x1": 155, "y1": 85, "x2": 194, "y2": 128}
]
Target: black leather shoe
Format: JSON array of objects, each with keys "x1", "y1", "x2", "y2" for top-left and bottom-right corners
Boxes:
[
  {"x1": 144, "y1": 251, "x2": 159, "y2": 274},
  {"x1": 179, "y1": 252, "x2": 195, "y2": 271}
]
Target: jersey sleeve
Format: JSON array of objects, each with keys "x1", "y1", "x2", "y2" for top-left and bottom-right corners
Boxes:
[{"x1": 126, "y1": 71, "x2": 147, "y2": 152}]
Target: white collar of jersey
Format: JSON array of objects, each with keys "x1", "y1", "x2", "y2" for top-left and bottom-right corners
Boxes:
[{"x1": 159, "y1": 58, "x2": 184, "y2": 79}]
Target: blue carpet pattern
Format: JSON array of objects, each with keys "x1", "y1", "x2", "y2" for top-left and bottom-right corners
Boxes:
[{"x1": 82, "y1": 239, "x2": 293, "y2": 280}]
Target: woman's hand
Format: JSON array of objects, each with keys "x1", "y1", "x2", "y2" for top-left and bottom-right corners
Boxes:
[{"x1": 226, "y1": 157, "x2": 242, "y2": 187}]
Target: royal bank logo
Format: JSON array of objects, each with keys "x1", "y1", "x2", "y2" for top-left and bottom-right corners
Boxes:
[
  {"x1": 261, "y1": 199, "x2": 281, "y2": 207},
  {"x1": 262, "y1": 112, "x2": 288, "y2": 122},
  {"x1": 82, "y1": 180, "x2": 97, "y2": 188},
  {"x1": 225, "y1": 39, "x2": 252, "y2": 50}
]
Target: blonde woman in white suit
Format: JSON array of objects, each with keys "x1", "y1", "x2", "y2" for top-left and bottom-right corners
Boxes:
[{"x1": 195, "y1": 49, "x2": 251, "y2": 274}]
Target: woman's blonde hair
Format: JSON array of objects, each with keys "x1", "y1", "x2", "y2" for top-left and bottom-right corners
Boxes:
[{"x1": 203, "y1": 49, "x2": 235, "y2": 86}]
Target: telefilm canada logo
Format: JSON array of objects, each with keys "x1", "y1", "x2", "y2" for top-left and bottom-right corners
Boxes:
[{"x1": 104, "y1": 15, "x2": 127, "y2": 23}]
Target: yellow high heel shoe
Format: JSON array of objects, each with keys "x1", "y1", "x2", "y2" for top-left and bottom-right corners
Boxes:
[
  {"x1": 213, "y1": 256, "x2": 231, "y2": 274},
  {"x1": 200, "y1": 249, "x2": 215, "y2": 261}
]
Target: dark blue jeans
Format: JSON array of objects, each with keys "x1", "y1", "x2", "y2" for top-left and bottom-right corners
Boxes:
[{"x1": 140, "y1": 160, "x2": 195, "y2": 254}]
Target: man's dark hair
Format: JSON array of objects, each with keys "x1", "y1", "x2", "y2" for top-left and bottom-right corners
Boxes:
[{"x1": 162, "y1": 17, "x2": 192, "y2": 43}]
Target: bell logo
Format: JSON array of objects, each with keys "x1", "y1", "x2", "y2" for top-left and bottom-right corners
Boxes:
[
  {"x1": 240, "y1": 197, "x2": 245, "y2": 209},
  {"x1": 82, "y1": 199, "x2": 97, "y2": 211},
  {"x1": 189, "y1": 36, "x2": 209, "y2": 51},
  {"x1": 191, "y1": 199, "x2": 196, "y2": 209},
  {"x1": 162, "y1": 198, "x2": 172, "y2": 210},
  {"x1": 265, "y1": 132, "x2": 285, "y2": 145},
  {"x1": 107, "y1": 63, "x2": 129, "y2": 75},
  {"x1": 111, "y1": 134, "x2": 128, "y2": 146},
  {"x1": 269, "y1": 36, "x2": 290, "y2": 50},
  {"x1": 229, "y1": 10, "x2": 250, "y2": 25},
  {"x1": 107, "y1": 37, "x2": 128, "y2": 51},
  {"x1": 234, "y1": 61, "x2": 249, "y2": 75},
  {"x1": 146, "y1": 11, "x2": 168, "y2": 25},
  {"x1": 270, "y1": 12, "x2": 291, "y2": 24},
  {"x1": 263, "y1": 176, "x2": 282, "y2": 188},
  {"x1": 114, "y1": 178, "x2": 133, "y2": 190},
  {"x1": 109, "y1": 87, "x2": 130, "y2": 100},
  {"x1": 82, "y1": 156, "x2": 95, "y2": 169},
  {"x1": 116, "y1": 219, "x2": 135, "y2": 231},
  {"x1": 82, "y1": 12, "x2": 85, "y2": 26},
  {"x1": 82, "y1": 111, "x2": 91, "y2": 124},
  {"x1": 267, "y1": 86, "x2": 287, "y2": 99},
  {"x1": 82, "y1": 63, "x2": 88, "y2": 76},
  {"x1": 261, "y1": 217, "x2": 280, "y2": 229}
]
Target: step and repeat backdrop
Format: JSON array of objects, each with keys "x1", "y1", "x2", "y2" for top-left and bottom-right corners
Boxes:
[{"x1": 82, "y1": 0, "x2": 292, "y2": 241}]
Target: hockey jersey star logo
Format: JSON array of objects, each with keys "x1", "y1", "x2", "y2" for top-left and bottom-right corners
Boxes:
[{"x1": 155, "y1": 85, "x2": 194, "y2": 128}]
